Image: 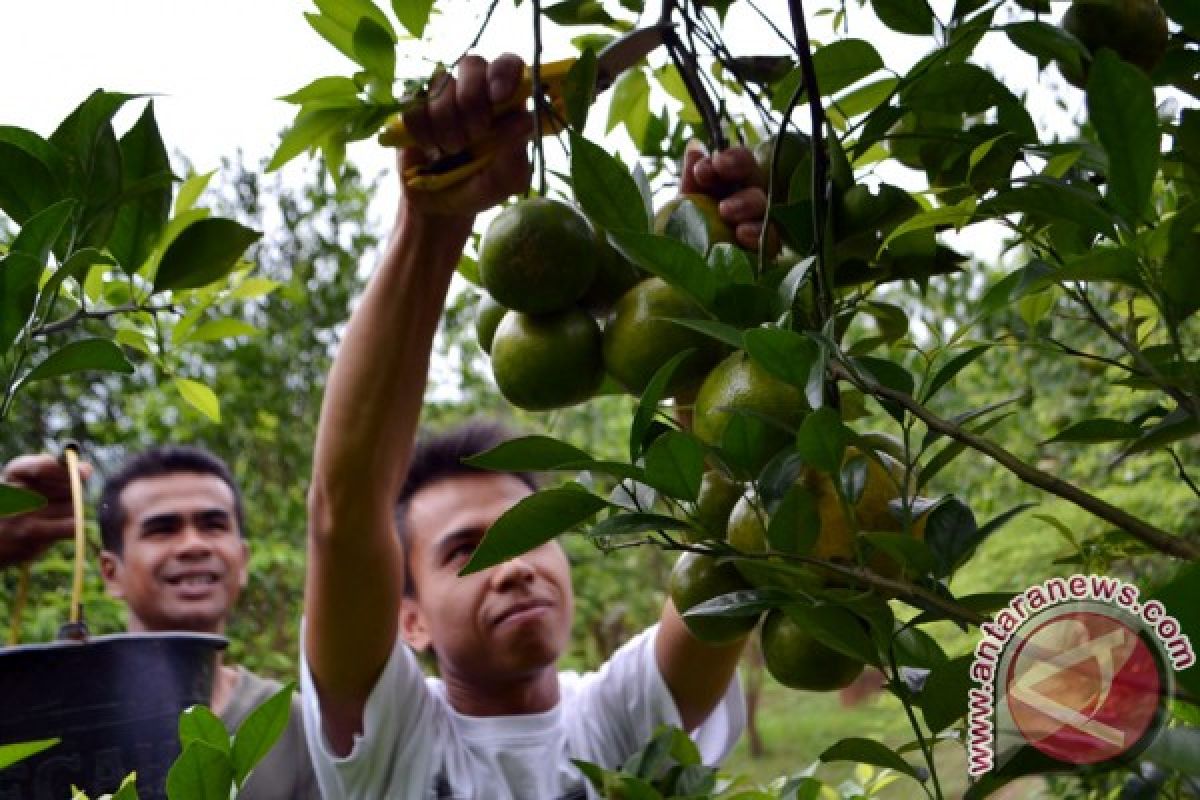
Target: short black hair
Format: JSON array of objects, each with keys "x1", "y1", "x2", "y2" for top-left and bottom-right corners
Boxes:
[
  {"x1": 395, "y1": 419, "x2": 537, "y2": 596},
  {"x1": 98, "y1": 445, "x2": 245, "y2": 555}
]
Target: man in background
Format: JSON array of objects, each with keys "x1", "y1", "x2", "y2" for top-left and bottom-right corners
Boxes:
[{"x1": 0, "y1": 446, "x2": 319, "y2": 800}]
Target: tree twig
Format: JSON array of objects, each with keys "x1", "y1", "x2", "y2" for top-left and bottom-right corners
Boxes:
[
  {"x1": 832, "y1": 360, "x2": 1200, "y2": 561},
  {"x1": 32, "y1": 303, "x2": 177, "y2": 338}
]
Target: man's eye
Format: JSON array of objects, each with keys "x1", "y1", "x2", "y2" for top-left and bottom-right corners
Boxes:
[{"x1": 447, "y1": 544, "x2": 474, "y2": 563}]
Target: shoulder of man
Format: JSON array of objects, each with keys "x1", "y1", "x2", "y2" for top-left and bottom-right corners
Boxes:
[{"x1": 221, "y1": 667, "x2": 298, "y2": 730}]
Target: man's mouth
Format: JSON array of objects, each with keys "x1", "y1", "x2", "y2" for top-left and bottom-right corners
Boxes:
[
  {"x1": 165, "y1": 572, "x2": 221, "y2": 588},
  {"x1": 493, "y1": 599, "x2": 552, "y2": 627}
]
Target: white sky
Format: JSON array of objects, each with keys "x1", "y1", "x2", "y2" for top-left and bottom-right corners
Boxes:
[{"x1": 0, "y1": 0, "x2": 1127, "y2": 262}]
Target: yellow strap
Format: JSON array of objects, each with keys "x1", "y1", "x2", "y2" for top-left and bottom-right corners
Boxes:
[{"x1": 64, "y1": 446, "x2": 86, "y2": 625}]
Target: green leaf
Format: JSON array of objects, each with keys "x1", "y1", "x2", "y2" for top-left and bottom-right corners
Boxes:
[
  {"x1": 166, "y1": 741, "x2": 235, "y2": 800},
  {"x1": 570, "y1": 132, "x2": 648, "y2": 233},
  {"x1": 922, "y1": 345, "x2": 989, "y2": 403},
  {"x1": 979, "y1": 181, "x2": 1116, "y2": 240},
  {"x1": 268, "y1": 109, "x2": 355, "y2": 173},
  {"x1": 231, "y1": 682, "x2": 294, "y2": 786},
  {"x1": 109, "y1": 100, "x2": 173, "y2": 273},
  {"x1": 1087, "y1": 49, "x2": 1160, "y2": 224},
  {"x1": 903, "y1": 63, "x2": 1011, "y2": 114},
  {"x1": 642, "y1": 431, "x2": 706, "y2": 502},
  {"x1": 1005, "y1": 20, "x2": 1087, "y2": 73},
  {"x1": 304, "y1": 13, "x2": 357, "y2": 64},
  {"x1": 919, "y1": 654, "x2": 973, "y2": 733},
  {"x1": 466, "y1": 435, "x2": 594, "y2": 471},
  {"x1": 870, "y1": 0, "x2": 933, "y2": 35},
  {"x1": 278, "y1": 76, "x2": 363, "y2": 106},
  {"x1": 664, "y1": 318, "x2": 743, "y2": 350},
  {"x1": 0, "y1": 484, "x2": 47, "y2": 517},
  {"x1": 461, "y1": 486, "x2": 608, "y2": 574},
  {"x1": 352, "y1": 18, "x2": 397, "y2": 86},
  {"x1": 767, "y1": 485, "x2": 820, "y2": 555},
  {"x1": 821, "y1": 737, "x2": 921, "y2": 780},
  {"x1": 685, "y1": 587, "x2": 793, "y2": 619},
  {"x1": 812, "y1": 39, "x2": 884, "y2": 96},
  {"x1": 742, "y1": 327, "x2": 820, "y2": 395},
  {"x1": 629, "y1": 349, "x2": 695, "y2": 462},
  {"x1": 183, "y1": 319, "x2": 261, "y2": 344},
  {"x1": 1044, "y1": 419, "x2": 1141, "y2": 444},
  {"x1": 588, "y1": 512, "x2": 694, "y2": 541},
  {"x1": 0, "y1": 738, "x2": 59, "y2": 770},
  {"x1": 605, "y1": 68, "x2": 652, "y2": 149},
  {"x1": 563, "y1": 49, "x2": 598, "y2": 130},
  {"x1": 10, "y1": 197, "x2": 75, "y2": 266},
  {"x1": 392, "y1": 0, "x2": 434, "y2": 37},
  {"x1": 1119, "y1": 407, "x2": 1200, "y2": 458},
  {"x1": 179, "y1": 705, "x2": 231, "y2": 755},
  {"x1": 313, "y1": 0, "x2": 397, "y2": 40},
  {"x1": 0, "y1": 127, "x2": 63, "y2": 225},
  {"x1": 175, "y1": 378, "x2": 221, "y2": 423},
  {"x1": 607, "y1": 231, "x2": 716, "y2": 308},
  {"x1": 110, "y1": 771, "x2": 140, "y2": 800},
  {"x1": 1161, "y1": 0, "x2": 1200, "y2": 37},
  {"x1": 152, "y1": 218, "x2": 261, "y2": 292},
  {"x1": 1148, "y1": 563, "x2": 1200, "y2": 697},
  {"x1": 794, "y1": 408, "x2": 849, "y2": 475},
  {"x1": 229, "y1": 277, "x2": 282, "y2": 301},
  {"x1": 18, "y1": 338, "x2": 133, "y2": 389},
  {"x1": 544, "y1": 0, "x2": 618, "y2": 26},
  {"x1": 174, "y1": 170, "x2": 214, "y2": 214}
]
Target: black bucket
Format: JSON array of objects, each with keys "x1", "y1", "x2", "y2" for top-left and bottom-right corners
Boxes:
[{"x1": 0, "y1": 632, "x2": 226, "y2": 800}]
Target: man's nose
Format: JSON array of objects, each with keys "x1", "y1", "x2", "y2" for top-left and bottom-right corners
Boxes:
[
  {"x1": 176, "y1": 525, "x2": 212, "y2": 557},
  {"x1": 490, "y1": 555, "x2": 535, "y2": 590}
]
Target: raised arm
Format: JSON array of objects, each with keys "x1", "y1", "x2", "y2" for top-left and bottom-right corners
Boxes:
[
  {"x1": 303, "y1": 54, "x2": 532, "y2": 754},
  {"x1": 655, "y1": 144, "x2": 770, "y2": 731}
]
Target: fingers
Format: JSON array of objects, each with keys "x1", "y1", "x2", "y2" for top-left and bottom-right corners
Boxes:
[
  {"x1": 487, "y1": 54, "x2": 526, "y2": 105},
  {"x1": 426, "y1": 70, "x2": 467, "y2": 154},
  {"x1": 3, "y1": 454, "x2": 91, "y2": 500},
  {"x1": 456, "y1": 55, "x2": 490, "y2": 142},
  {"x1": 680, "y1": 140, "x2": 707, "y2": 195},
  {"x1": 679, "y1": 145, "x2": 779, "y2": 254}
]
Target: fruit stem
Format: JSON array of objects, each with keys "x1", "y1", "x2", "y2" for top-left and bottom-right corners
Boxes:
[{"x1": 531, "y1": 0, "x2": 548, "y2": 196}]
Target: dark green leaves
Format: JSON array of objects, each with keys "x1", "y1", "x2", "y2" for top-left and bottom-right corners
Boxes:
[
  {"x1": 1087, "y1": 50, "x2": 1160, "y2": 224},
  {"x1": 643, "y1": 432, "x2": 706, "y2": 502},
  {"x1": 925, "y1": 500, "x2": 1033, "y2": 578},
  {"x1": 562, "y1": 49, "x2": 598, "y2": 130},
  {"x1": 392, "y1": 0, "x2": 434, "y2": 38},
  {"x1": 903, "y1": 64, "x2": 1012, "y2": 114},
  {"x1": 179, "y1": 705, "x2": 230, "y2": 754},
  {"x1": 109, "y1": 100, "x2": 172, "y2": 273},
  {"x1": 569, "y1": 131, "x2": 648, "y2": 233},
  {"x1": 742, "y1": 327, "x2": 822, "y2": 407},
  {"x1": 466, "y1": 435, "x2": 593, "y2": 471},
  {"x1": 821, "y1": 737, "x2": 922, "y2": 781},
  {"x1": 18, "y1": 339, "x2": 133, "y2": 389},
  {"x1": 1044, "y1": 419, "x2": 1140, "y2": 445},
  {"x1": 1005, "y1": 20, "x2": 1088, "y2": 74},
  {"x1": 231, "y1": 683, "x2": 295, "y2": 786},
  {"x1": 166, "y1": 741, "x2": 235, "y2": 800},
  {"x1": 811, "y1": 39, "x2": 885, "y2": 96},
  {"x1": 0, "y1": 127, "x2": 63, "y2": 226},
  {"x1": 870, "y1": 0, "x2": 934, "y2": 36},
  {"x1": 608, "y1": 232, "x2": 715, "y2": 308},
  {"x1": 794, "y1": 408, "x2": 849, "y2": 474},
  {"x1": 462, "y1": 485, "x2": 608, "y2": 574},
  {"x1": 0, "y1": 738, "x2": 59, "y2": 770},
  {"x1": 153, "y1": 218, "x2": 261, "y2": 293}
]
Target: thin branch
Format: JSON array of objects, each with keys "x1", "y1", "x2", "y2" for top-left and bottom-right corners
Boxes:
[
  {"x1": 1169, "y1": 448, "x2": 1200, "y2": 501},
  {"x1": 832, "y1": 360, "x2": 1200, "y2": 562},
  {"x1": 531, "y1": 0, "x2": 547, "y2": 196},
  {"x1": 31, "y1": 303, "x2": 176, "y2": 338}
]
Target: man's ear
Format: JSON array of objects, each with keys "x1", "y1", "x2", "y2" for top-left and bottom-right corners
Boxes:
[
  {"x1": 99, "y1": 550, "x2": 124, "y2": 598},
  {"x1": 400, "y1": 596, "x2": 431, "y2": 652}
]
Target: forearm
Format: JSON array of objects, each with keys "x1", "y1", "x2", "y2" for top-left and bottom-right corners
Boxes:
[
  {"x1": 305, "y1": 202, "x2": 474, "y2": 732},
  {"x1": 656, "y1": 599, "x2": 747, "y2": 732}
]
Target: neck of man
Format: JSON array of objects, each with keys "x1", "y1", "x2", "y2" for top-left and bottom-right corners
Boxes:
[{"x1": 441, "y1": 664, "x2": 561, "y2": 717}]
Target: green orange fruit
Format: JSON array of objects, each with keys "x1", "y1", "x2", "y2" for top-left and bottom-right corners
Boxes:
[
  {"x1": 689, "y1": 470, "x2": 742, "y2": 542},
  {"x1": 489, "y1": 307, "x2": 604, "y2": 410},
  {"x1": 580, "y1": 226, "x2": 644, "y2": 312},
  {"x1": 760, "y1": 610, "x2": 865, "y2": 691},
  {"x1": 668, "y1": 552, "x2": 759, "y2": 644},
  {"x1": 474, "y1": 292, "x2": 508, "y2": 354},
  {"x1": 602, "y1": 277, "x2": 727, "y2": 398},
  {"x1": 692, "y1": 351, "x2": 807, "y2": 474},
  {"x1": 1059, "y1": 0, "x2": 1169, "y2": 87},
  {"x1": 479, "y1": 198, "x2": 599, "y2": 315}
]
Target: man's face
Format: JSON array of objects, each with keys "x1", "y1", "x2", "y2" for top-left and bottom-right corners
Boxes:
[
  {"x1": 100, "y1": 472, "x2": 248, "y2": 635},
  {"x1": 401, "y1": 472, "x2": 574, "y2": 686}
]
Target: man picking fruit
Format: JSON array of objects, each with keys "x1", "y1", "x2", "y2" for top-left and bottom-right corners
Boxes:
[{"x1": 301, "y1": 53, "x2": 771, "y2": 799}]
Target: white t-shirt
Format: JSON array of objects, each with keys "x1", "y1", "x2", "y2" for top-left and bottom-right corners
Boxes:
[{"x1": 300, "y1": 626, "x2": 746, "y2": 800}]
